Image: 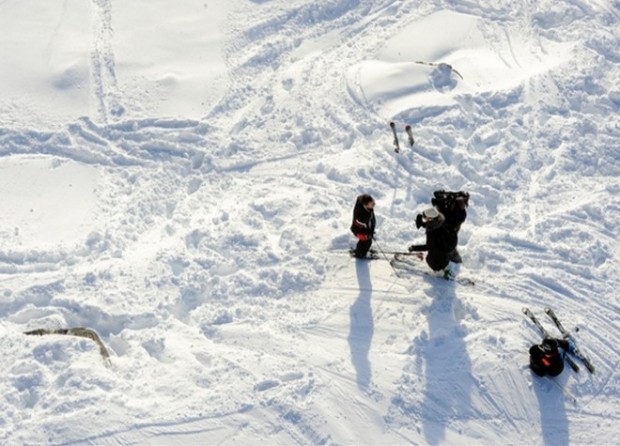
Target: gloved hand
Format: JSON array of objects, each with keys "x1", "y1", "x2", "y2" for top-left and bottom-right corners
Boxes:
[
  {"x1": 408, "y1": 245, "x2": 416, "y2": 252},
  {"x1": 357, "y1": 233, "x2": 369, "y2": 241},
  {"x1": 415, "y1": 214, "x2": 424, "y2": 229}
]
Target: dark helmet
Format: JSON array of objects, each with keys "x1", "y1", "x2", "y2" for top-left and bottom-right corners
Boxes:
[{"x1": 542, "y1": 338, "x2": 559, "y2": 354}]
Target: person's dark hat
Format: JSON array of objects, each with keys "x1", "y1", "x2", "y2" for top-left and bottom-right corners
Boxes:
[
  {"x1": 542, "y1": 338, "x2": 559, "y2": 353},
  {"x1": 359, "y1": 194, "x2": 375, "y2": 205}
]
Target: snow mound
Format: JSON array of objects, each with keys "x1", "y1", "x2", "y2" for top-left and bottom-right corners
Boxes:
[{"x1": 348, "y1": 10, "x2": 575, "y2": 117}]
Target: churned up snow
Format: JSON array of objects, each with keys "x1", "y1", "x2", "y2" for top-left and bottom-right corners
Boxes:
[{"x1": 0, "y1": 0, "x2": 619, "y2": 445}]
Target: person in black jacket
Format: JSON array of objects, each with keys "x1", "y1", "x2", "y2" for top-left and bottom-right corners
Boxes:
[
  {"x1": 429, "y1": 191, "x2": 469, "y2": 263},
  {"x1": 350, "y1": 194, "x2": 376, "y2": 258},
  {"x1": 408, "y1": 207, "x2": 457, "y2": 273},
  {"x1": 529, "y1": 338, "x2": 571, "y2": 377},
  {"x1": 450, "y1": 196, "x2": 468, "y2": 231}
]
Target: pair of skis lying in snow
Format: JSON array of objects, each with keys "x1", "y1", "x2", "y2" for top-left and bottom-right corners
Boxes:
[
  {"x1": 347, "y1": 249, "x2": 475, "y2": 286},
  {"x1": 522, "y1": 307, "x2": 595, "y2": 374},
  {"x1": 523, "y1": 307, "x2": 595, "y2": 405}
]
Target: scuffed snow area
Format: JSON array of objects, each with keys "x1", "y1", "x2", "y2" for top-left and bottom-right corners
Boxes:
[{"x1": 0, "y1": 0, "x2": 619, "y2": 445}]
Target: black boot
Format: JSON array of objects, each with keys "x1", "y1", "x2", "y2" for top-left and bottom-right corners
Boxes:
[{"x1": 451, "y1": 249, "x2": 462, "y2": 264}]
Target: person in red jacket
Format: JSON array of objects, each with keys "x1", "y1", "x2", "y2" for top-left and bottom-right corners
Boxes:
[{"x1": 350, "y1": 194, "x2": 376, "y2": 258}]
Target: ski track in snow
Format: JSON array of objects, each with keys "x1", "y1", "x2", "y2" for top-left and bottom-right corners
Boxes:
[
  {"x1": 1, "y1": 0, "x2": 620, "y2": 444},
  {"x1": 90, "y1": 0, "x2": 124, "y2": 122}
]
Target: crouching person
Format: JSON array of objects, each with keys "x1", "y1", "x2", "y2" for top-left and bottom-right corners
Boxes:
[{"x1": 408, "y1": 207, "x2": 458, "y2": 277}]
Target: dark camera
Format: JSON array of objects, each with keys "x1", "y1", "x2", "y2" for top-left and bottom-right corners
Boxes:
[{"x1": 432, "y1": 190, "x2": 455, "y2": 213}]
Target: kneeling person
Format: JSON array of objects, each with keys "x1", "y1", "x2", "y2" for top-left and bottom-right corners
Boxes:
[{"x1": 408, "y1": 207, "x2": 458, "y2": 275}]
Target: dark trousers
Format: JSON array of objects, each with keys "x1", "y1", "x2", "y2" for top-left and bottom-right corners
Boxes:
[{"x1": 355, "y1": 239, "x2": 373, "y2": 258}]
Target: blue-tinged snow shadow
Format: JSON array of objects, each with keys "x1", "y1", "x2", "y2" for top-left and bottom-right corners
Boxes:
[
  {"x1": 348, "y1": 259, "x2": 374, "y2": 391},
  {"x1": 532, "y1": 370, "x2": 570, "y2": 445},
  {"x1": 420, "y1": 279, "x2": 474, "y2": 445}
]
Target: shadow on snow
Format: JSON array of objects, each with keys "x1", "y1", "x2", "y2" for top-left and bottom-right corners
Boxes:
[
  {"x1": 419, "y1": 278, "x2": 474, "y2": 444},
  {"x1": 533, "y1": 368, "x2": 570, "y2": 444},
  {"x1": 348, "y1": 259, "x2": 373, "y2": 391}
]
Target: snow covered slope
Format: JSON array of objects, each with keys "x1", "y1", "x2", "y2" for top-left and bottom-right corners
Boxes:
[{"x1": 1, "y1": 0, "x2": 619, "y2": 444}]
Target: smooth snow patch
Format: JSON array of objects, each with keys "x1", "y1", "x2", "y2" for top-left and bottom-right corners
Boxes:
[
  {"x1": 0, "y1": 156, "x2": 99, "y2": 250},
  {"x1": 0, "y1": 1, "x2": 234, "y2": 127}
]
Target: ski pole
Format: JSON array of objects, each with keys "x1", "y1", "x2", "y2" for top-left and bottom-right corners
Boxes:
[{"x1": 373, "y1": 239, "x2": 401, "y2": 279}]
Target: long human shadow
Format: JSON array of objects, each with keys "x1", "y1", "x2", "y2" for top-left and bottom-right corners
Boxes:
[
  {"x1": 532, "y1": 370, "x2": 570, "y2": 445},
  {"x1": 420, "y1": 278, "x2": 474, "y2": 445},
  {"x1": 348, "y1": 259, "x2": 373, "y2": 391}
]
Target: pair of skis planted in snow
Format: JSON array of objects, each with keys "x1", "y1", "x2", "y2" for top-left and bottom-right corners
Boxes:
[
  {"x1": 522, "y1": 307, "x2": 595, "y2": 374},
  {"x1": 390, "y1": 121, "x2": 414, "y2": 153}
]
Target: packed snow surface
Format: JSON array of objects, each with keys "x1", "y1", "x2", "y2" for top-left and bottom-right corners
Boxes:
[{"x1": 1, "y1": 0, "x2": 619, "y2": 445}]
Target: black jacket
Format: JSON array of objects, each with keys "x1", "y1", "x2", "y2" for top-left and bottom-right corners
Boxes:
[
  {"x1": 445, "y1": 208, "x2": 467, "y2": 232},
  {"x1": 529, "y1": 338, "x2": 569, "y2": 377},
  {"x1": 437, "y1": 201, "x2": 467, "y2": 233},
  {"x1": 350, "y1": 196, "x2": 376, "y2": 237},
  {"x1": 409, "y1": 213, "x2": 457, "y2": 271}
]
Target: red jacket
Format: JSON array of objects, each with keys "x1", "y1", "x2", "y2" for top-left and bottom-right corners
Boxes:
[{"x1": 350, "y1": 196, "x2": 376, "y2": 239}]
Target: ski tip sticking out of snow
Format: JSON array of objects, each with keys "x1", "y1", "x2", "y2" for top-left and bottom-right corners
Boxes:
[
  {"x1": 389, "y1": 122, "x2": 414, "y2": 151},
  {"x1": 405, "y1": 124, "x2": 414, "y2": 146},
  {"x1": 389, "y1": 121, "x2": 400, "y2": 153}
]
